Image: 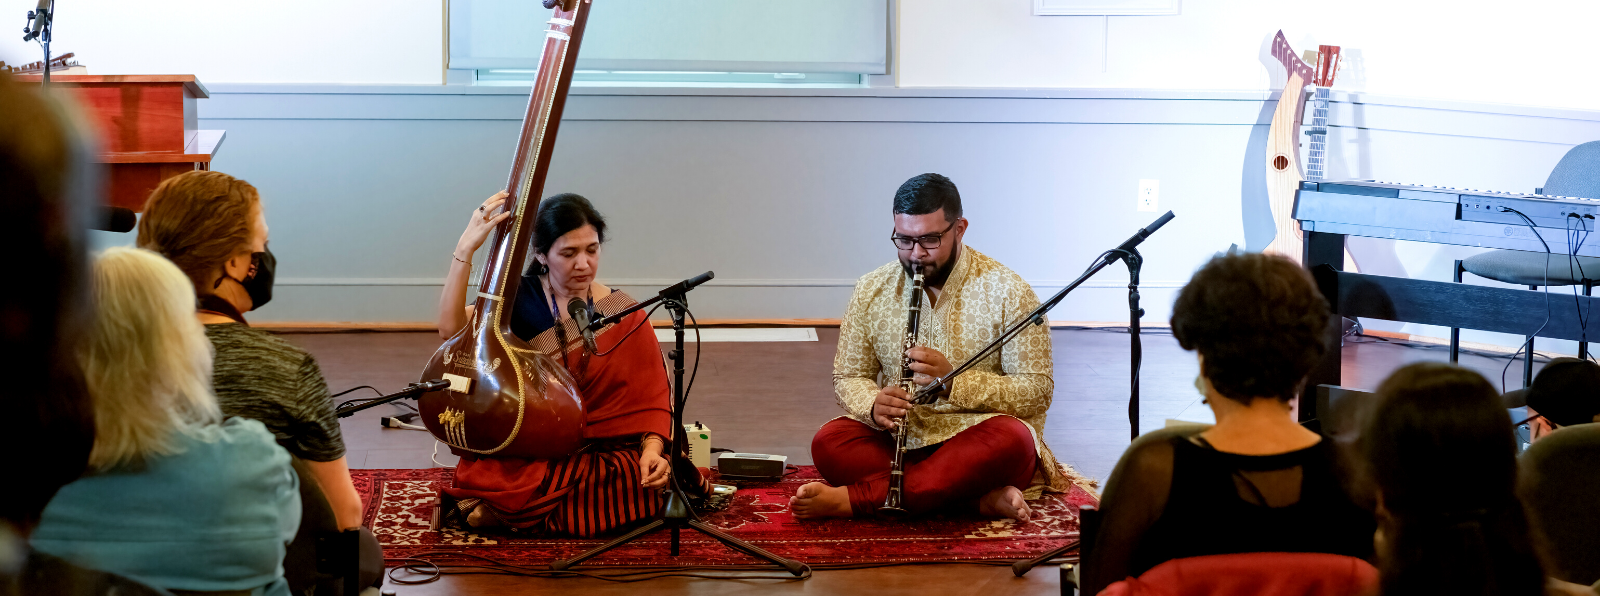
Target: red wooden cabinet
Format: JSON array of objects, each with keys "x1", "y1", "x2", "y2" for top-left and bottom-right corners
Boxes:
[{"x1": 17, "y1": 74, "x2": 225, "y2": 211}]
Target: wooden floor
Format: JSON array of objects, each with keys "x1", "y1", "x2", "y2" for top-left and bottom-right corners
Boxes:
[{"x1": 287, "y1": 328, "x2": 1538, "y2": 595}]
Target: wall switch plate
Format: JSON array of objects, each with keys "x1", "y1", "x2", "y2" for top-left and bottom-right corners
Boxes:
[{"x1": 1138, "y1": 179, "x2": 1159, "y2": 212}]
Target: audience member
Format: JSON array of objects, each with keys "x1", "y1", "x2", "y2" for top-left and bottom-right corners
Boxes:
[
  {"x1": 135, "y1": 171, "x2": 383, "y2": 587},
  {"x1": 1363, "y1": 362, "x2": 1549, "y2": 596},
  {"x1": 1506, "y1": 357, "x2": 1600, "y2": 442},
  {"x1": 31, "y1": 247, "x2": 300, "y2": 595},
  {"x1": 1080, "y1": 253, "x2": 1373, "y2": 595},
  {"x1": 0, "y1": 72, "x2": 170, "y2": 596}
]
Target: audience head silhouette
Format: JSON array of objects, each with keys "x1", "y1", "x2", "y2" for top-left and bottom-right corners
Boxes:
[
  {"x1": 1170, "y1": 252, "x2": 1329, "y2": 403},
  {"x1": 0, "y1": 72, "x2": 97, "y2": 534},
  {"x1": 1365, "y1": 362, "x2": 1545, "y2": 596}
]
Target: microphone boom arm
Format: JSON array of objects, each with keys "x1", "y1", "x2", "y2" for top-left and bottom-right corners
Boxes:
[
  {"x1": 912, "y1": 211, "x2": 1174, "y2": 405},
  {"x1": 336, "y1": 380, "x2": 449, "y2": 418}
]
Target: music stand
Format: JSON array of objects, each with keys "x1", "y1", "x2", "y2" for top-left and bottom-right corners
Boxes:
[{"x1": 550, "y1": 290, "x2": 806, "y2": 575}]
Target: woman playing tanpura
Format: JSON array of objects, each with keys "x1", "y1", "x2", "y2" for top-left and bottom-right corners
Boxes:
[{"x1": 438, "y1": 192, "x2": 696, "y2": 535}]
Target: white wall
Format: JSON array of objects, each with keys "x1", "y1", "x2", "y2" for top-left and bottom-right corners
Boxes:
[
  {"x1": 898, "y1": 0, "x2": 1600, "y2": 112},
  {"x1": 0, "y1": 0, "x2": 442, "y2": 84},
  {"x1": 9, "y1": 0, "x2": 1599, "y2": 113}
]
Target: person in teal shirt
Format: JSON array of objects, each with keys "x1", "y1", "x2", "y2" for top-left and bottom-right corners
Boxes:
[{"x1": 31, "y1": 247, "x2": 300, "y2": 596}]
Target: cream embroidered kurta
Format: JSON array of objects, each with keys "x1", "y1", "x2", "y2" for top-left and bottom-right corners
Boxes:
[{"x1": 833, "y1": 245, "x2": 1090, "y2": 497}]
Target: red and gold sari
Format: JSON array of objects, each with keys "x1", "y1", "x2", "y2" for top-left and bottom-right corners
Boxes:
[{"x1": 444, "y1": 290, "x2": 688, "y2": 537}]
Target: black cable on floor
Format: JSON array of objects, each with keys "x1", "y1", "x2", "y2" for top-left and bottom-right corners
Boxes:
[
  {"x1": 385, "y1": 551, "x2": 812, "y2": 584},
  {"x1": 383, "y1": 551, "x2": 1065, "y2": 584}
]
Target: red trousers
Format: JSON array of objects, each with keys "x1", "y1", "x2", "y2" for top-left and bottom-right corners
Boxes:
[{"x1": 810, "y1": 416, "x2": 1038, "y2": 516}]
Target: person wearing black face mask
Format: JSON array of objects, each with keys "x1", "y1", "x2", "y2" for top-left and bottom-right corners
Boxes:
[
  {"x1": 137, "y1": 170, "x2": 384, "y2": 593},
  {"x1": 206, "y1": 245, "x2": 277, "y2": 320}
]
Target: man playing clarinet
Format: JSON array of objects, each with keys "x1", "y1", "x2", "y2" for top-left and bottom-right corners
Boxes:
[{"x1": 792, "y1": 173, "x2": 1088, "y2": 522}]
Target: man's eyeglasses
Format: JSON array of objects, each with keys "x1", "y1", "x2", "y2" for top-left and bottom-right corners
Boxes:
[{"x1": 890, "y1": 220, "x2": 956, "y2": 251}]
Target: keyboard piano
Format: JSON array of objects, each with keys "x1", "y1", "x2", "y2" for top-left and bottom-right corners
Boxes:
[
  {"x1": 1293, "y1": 180, "x2": 1600, "y2": 425},
  {"x1": 1296, "y1": 180, "x2": 1600, "y2": 255}
]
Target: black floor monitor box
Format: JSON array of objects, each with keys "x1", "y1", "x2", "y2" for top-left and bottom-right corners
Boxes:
[{"x1": 717, "y1": 453, "x2": 787, "y2": 480}]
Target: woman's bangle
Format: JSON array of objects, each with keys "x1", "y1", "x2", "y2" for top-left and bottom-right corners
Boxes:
[
  {"x1": 452, "y1": 251, "x2": 471, "y2": 265},
  {"x1": 641, "y1": 434, "x2": 665, "y2": 450}
]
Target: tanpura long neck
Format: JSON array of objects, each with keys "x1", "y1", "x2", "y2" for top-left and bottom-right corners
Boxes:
[{"x1": 474, "y1": 0, "x2": 592, "y2": 335}]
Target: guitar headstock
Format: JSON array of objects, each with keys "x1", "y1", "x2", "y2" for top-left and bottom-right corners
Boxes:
[
  {"x1": 1270, "y1": 31, "x2": 1315, "y2": 84},
  {"x1": 1313, "y1": 45, "x2": 1341, "y2": 87}
]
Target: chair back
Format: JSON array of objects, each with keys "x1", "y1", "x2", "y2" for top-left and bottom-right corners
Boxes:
[
  {"x1": 1544, "y1": 141, "x2": 1600, "y2": 199},
  {"x1": 283, "y1": 458, "x2": 347, "y2": 596},
  {"x1": 1519, "y1": 422, "x2": 1600, "y2": 585},
  {"x1": 1098, "y1": 552, "x2": 1378, "y2": 596}
]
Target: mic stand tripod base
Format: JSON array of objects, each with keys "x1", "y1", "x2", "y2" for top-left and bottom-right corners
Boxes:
[
  {"x1": 1010, "y1": 539, "x2": 1080, "y2": 577},
  {"x1": 549, "y1": 294, "x2": 805, "y2": 577}
]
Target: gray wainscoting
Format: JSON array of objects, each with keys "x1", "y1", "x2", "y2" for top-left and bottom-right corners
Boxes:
[{"x1": 130, "y1": 84, "x2": 1598, "y2": 342}]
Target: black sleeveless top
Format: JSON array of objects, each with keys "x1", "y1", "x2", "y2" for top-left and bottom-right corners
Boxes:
[
  {"x1": 1131, "y1": 437, "x2": 1373, "y2": 572},
  {"x1": 1082, "y1": 433, "x2": 1375, "y2": 595}
]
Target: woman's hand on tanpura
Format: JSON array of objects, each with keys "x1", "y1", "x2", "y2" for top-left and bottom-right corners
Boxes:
[
  {"x1": 639, "y1": 435, "x2": 671, "y2": 489},
  {"x1": 455, "y1": 191, "x2": 512, "y2": 261}
]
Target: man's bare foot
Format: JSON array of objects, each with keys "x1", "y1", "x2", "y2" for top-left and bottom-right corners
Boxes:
[
  {"x1": 790, "y1": 482, "x2": 853, "y2": 520},
  {"x1": 977, "y1": 485, "x2": 1033, "y2": 523},
  {"x1": 465, "y1": 504, "x2": 500, "y2": 528}
]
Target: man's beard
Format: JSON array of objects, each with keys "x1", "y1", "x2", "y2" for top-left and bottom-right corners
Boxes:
[{"x1": 900, "y1": 246, "x2": 958, "y2": 287}]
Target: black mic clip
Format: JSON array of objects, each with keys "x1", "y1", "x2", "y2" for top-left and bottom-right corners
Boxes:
[{"x1": 567, "y1": 297, "x2": 599, "y2": 354}]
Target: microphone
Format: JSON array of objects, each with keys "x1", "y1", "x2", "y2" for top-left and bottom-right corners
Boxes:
[
  {"x1": 414, "y1": 379, "x2": 451, "y2": 392},
  {"x1": 567, "y1": 297, "x2": 598, "y2": 354},
  {"x1": 92, "y1": 206, "x2": 136, "y2": 233},
  {"x1": 24, "y1": 0, "x2": 50, "y2": 41},
  {"x1": 657, "y1": 271, "x2": 714, "y2": 299},
  {"x1": 1114, "y1": 211, "x2": 1175, "y2": 253}
]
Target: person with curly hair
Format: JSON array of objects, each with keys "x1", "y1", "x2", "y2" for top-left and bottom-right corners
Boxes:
[{"x1": 1080, "y1": 252, "x2": 1374, "y2": 595}]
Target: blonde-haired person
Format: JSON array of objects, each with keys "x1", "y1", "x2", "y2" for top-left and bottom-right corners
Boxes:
[
  {"x1": 30, "y1": 247, "x2": 300, "y2": 596},
  {"x1": 136, "y1": 170, "x2": 383, "y2": 588}
]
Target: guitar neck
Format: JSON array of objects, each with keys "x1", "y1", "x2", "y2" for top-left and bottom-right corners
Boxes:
[{"x1": 1304, "y1": 86, "x2": 1331, "y2": 181}]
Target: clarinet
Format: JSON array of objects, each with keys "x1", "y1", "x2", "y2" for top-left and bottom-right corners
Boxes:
[{"x1": 879, "y1": 270, "x2": 925, "y2": 517}]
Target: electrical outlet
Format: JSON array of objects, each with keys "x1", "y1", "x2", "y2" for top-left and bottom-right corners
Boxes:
[{"x1": 1138, "y1": 179, "x2": 1159, "y2": 212}]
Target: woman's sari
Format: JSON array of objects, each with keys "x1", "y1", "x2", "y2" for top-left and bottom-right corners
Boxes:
[{"x1": 444, "y1": 289, "x2": 689, "y2": 536}]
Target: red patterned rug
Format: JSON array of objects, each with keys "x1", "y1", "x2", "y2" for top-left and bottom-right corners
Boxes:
[{"x1": 354, "y1": 467, "x2": 1097, "y2": 568}]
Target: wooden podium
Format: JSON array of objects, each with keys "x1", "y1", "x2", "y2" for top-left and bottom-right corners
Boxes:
[{"x1": 15, "y1": 74, "x2": 225, "y2": 211}]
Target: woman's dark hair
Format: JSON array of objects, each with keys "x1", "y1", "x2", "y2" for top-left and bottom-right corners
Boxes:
[
  {"x1": 1169, "y1": 252, "x2": 1329, "y2": 402},
  {"x1": 530, "y1": 193, "x2": 607, "y2": 275},
  {"x1": 1364, "y1": 362, "x2": 1545, "y2": 596}
]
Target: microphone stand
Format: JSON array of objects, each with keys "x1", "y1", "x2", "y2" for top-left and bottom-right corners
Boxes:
[
  {"x1": 1007, "y1": 211, "x2": 1173, "y2": 578},
  {"x1": 552, "y1": 278, "x2": 806, "y2": 576},
  {"x1": 335, "y1": 381, "x2": 447, "y2": 418},
  {"x1": 911, "y1": 211, "x2": 1174, "y2": 412},
  {"x1": 21, "y1": 0, "x2": 53, "y2": 86}
]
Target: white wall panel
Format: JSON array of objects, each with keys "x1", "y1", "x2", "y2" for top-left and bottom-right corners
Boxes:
[
  {"x1": 0, "y1": 0, "x2": 442, "y2": 84},
  {"x1": 898, "y1": 0, "x2": 1600, "y2": 112}
]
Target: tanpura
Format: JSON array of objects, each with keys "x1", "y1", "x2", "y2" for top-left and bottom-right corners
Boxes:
[{"x1": 418, "y1": 0, "x2": 592, "y2": 459}]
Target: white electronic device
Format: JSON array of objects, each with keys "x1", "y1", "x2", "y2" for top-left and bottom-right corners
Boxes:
[
  {"x1": 683, "y1": 421, "x2": 712, "y2": 467},
  {"x1": 717, "y1": 452, "x2": 787, "y2": 480}
]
